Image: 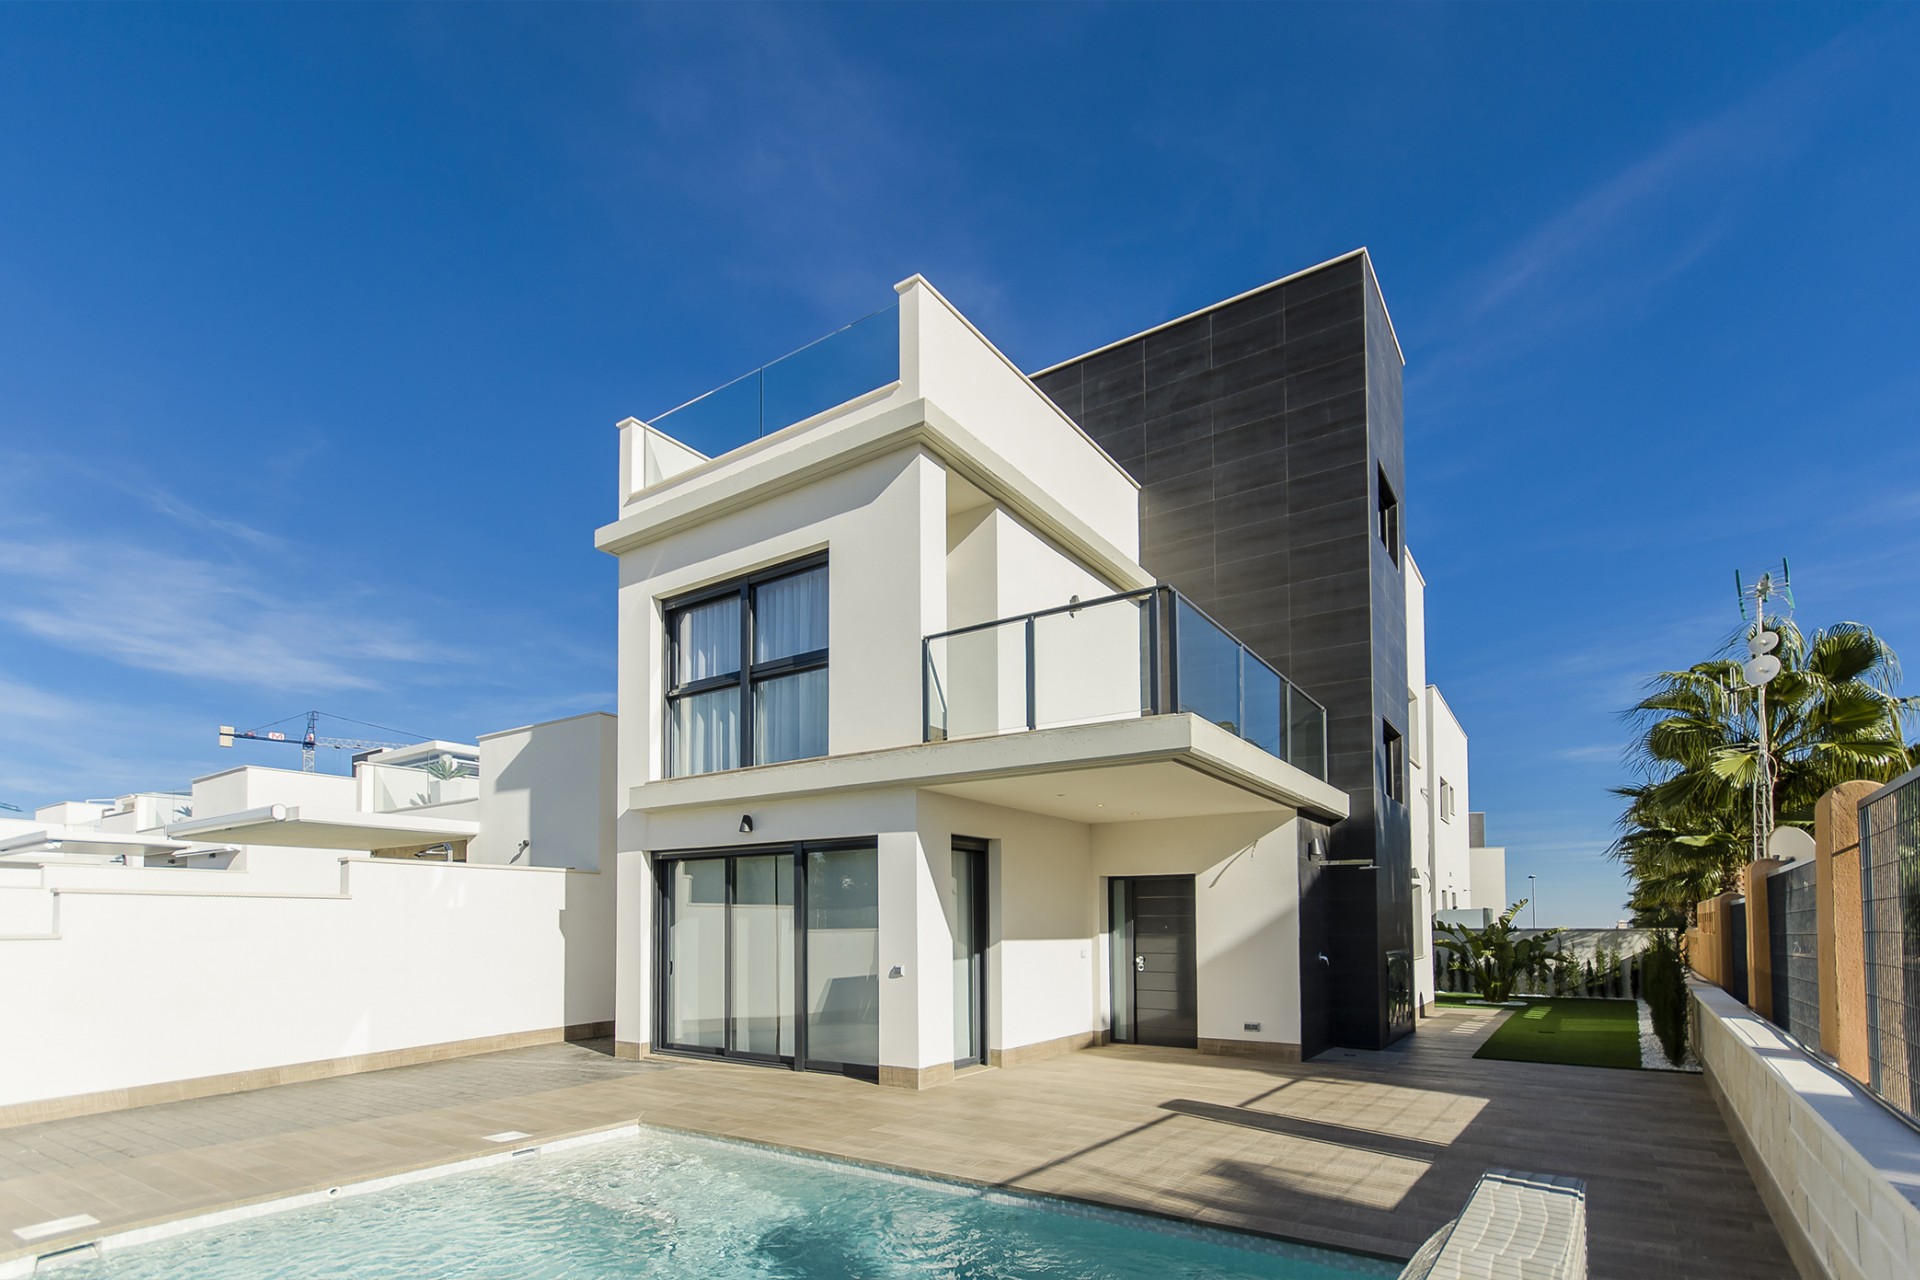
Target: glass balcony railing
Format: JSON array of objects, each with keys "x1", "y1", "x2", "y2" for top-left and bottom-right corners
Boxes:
[
  {"x1": 645, "y1": 302, "x2": 900, "y2": 463},
  {"x1": 921, "y1": 587, "x2": 1329, "y2": 780},
  {"x1": 361, "y1": 758, "x2": 480, "y2": 813}
]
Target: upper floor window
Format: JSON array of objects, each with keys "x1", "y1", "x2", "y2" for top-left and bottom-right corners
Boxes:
[
  {"x1": 665, "y1": 558, "x2": 828, "y2": 777},
  {"x1": 1377, "y1": 466, "x2": 1400, "y2": 566},
  {"x1": 1382, "y1": 720, "x2": 1406, "y2": 806},
  {"x1": 1439, "y1": 778, "x2": 1456, "y2": 822}
]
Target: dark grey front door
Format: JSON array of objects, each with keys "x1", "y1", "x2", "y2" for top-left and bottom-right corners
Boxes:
[{"x1": 1120, "y1": 876, "x2": 1197, "y2": 1048}]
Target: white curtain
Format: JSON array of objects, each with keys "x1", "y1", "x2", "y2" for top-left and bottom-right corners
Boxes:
[
  {"x1": 753, "y1": 566, "x2": 828, "y2": 662},
  {"x1": 675, "y1": 596, "x2": 741, "y2": 684},
  {"x1": 753, "y1": 669, "x2": 827, "y2": 764},
  {"x1": 670, "y1": 688, "x2": 739, "y2": 776}
]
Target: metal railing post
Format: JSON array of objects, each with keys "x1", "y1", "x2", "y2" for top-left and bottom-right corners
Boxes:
[
  {"x1": 1164, "y1": 588, "x2": 1181, "y2": 714},
  {"x1": 1236, "y1": 646, "x2": 1246, "y2": 741},
  {"x1": 1144, "y1": 594, "x2": 1160, "y2": 716},
  {"x1": 1024, "y1": 616, "x2": 1037, "y2": 731},
  {"x1": 1281, "y1": 681, "x2": 1293, "y2": 766}
]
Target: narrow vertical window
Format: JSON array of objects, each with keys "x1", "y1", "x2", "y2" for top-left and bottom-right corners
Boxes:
[
  {"x1": 1377, "y1": 466, "x2": 1400, "y2": 565},
  {"x1": 1382, "y1": 720, "x2": 1406, "y2": 805}
]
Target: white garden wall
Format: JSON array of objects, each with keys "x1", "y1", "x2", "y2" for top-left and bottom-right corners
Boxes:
[
  {"x1": 0, "y1": 856, "x2": 614, "y2": 1114},
  {"x1": 1692, "y1": 981, "x2": 1920, "y2": 1280}
]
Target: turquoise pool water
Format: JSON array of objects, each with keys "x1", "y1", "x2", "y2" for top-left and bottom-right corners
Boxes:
[{"x1": 63, "y1": 1129, "x2": 1397, "y2": 1278}]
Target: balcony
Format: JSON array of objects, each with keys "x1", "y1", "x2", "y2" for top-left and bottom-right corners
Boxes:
[
  {"x1": 360, "y1": 756, "x2": 480, "y2": 814},
  {"x1": 632, "y1": 302, "x2": 901, "y2": 488},
  {"x1": 922, "y1": 587, "x2": 1328, "y2": 781}
]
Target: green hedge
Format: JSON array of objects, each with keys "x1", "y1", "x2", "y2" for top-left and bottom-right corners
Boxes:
[{"x1": 1639, "y1": 930, "x2": 1689, "y2": 1066}]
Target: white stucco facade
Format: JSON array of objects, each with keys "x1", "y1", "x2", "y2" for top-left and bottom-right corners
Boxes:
[
  {"x1": 601, "y1": 277, "x2": 1344, "y2": 1085},
  {"x1": 1405, "y1": 553, "x2": 1499, "y2": 1011}
]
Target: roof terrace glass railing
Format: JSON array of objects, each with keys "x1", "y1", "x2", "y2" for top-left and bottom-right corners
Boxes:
[
  {"x1": 361, "y1": 757, "x2": 480, "y2": 813},
  {"x1": 644, "y1": 302, "x2": 900, "y2": 463},
  {"x1": 922, "y1": 586, "x2": 1328, "y2": 780}
]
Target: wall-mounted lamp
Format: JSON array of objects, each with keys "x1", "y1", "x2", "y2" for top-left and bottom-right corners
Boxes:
[
  {"x1": 738, "y1": 815, "x2": 753, "y2": 834},
  {"x1": 1306, "y1": 838, "x2": 1327, "y2": 862}
]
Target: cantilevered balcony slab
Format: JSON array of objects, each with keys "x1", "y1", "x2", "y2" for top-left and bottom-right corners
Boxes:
[
  {"x1": 0, "y1": 827, "x2": 196, "y2": 859},
  {"x1": 167, "y1": 805, "x2": 479, "y2": 852},
  {"x1": 629, "y1": 714, "x2": 1348, "y2": 824}
]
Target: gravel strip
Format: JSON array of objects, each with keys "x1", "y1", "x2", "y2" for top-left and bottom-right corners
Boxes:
[{"x1": 1637, "y1": 997, "x2": 1701, "y2": 1072}]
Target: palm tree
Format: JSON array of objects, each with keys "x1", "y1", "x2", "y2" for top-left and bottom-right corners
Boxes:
[{"x1": 1612, "y1": 620, "x2": 1918, "y2": 920}]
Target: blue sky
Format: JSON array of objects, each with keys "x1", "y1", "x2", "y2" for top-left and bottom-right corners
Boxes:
[{"x1": 2, "y1": 4, "x2": 1915, "y2": 926}]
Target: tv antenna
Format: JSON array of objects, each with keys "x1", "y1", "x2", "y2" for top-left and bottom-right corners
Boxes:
[{"x1": 1734, "y1": 561, "x2": 1794, "y2": 865}]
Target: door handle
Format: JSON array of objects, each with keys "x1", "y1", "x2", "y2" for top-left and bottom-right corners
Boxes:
[{"x1": 1134, "y1": 955, "x2": 1146, "y2": 971}]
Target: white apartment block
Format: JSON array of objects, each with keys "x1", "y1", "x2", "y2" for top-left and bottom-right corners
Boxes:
[{"x1": 1406, "y1": 554, "x2": 1507, "y2": 1012}]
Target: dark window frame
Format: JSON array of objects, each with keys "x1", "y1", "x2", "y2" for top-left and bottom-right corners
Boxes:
[
  {"x1": 1377, "y1": 466, "x2": 1401, "y2": 566},
  {"x1": 663, "y1": 553, "x2": 828, "y2": 777},
  {"x1": 952, "y1": 836, "x2": 990, "y2": 1068},
  {"x1": 652, "y1": 838, "x2": 879, "y2": 1081},
  {"x1": 1382, "y1": 720, "x2": 1407, "y2": 806}
]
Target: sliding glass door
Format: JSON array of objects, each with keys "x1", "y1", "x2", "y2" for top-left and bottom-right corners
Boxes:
[
  {"x1": 730, "y1": 853, "x2": 795, "y2": 1059},
  {"x1": 662, "y1": 853, "x2": 795, "y2": 1064},
  {"x1": 666, "y1": 858, "x2": 727, "y2": 1050},
  {"x1": 658, "y1": 842, "x2": 877, "y2": 1078},
  {"x1": 801, "y1": 845, "x2": 880, "y2": 1074}
]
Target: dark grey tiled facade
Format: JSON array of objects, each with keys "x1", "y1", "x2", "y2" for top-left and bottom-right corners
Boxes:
[{"x1": 1033, "y1": 250, "x2": 1414, "y2": 1054}]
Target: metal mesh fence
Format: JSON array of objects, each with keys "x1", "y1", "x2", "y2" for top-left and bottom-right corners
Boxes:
[
  {"x1": 1767, "y1": 861, "x2": 1821, "y2": 1045},
  {"x1": 1861, "y1": 771, "x2": 1920, "y2": 1126}
]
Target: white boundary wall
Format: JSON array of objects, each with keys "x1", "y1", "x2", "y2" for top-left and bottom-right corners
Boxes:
[
  {"x1": 0, "y1": 856, "x2": 614, "y2": 1110},
  {"x1": 1692, "y1": 981, "x2": 1920, "y2": 1280}
]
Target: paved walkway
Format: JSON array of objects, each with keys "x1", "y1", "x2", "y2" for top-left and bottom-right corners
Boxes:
[{"x1": 1, "y1": 1007, "x2": 1791, "y2": 1279}]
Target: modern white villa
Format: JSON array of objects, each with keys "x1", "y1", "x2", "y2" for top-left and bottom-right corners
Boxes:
[
  {"x1": 2, "y1": 256, "x2": 1506, "y2": 1114},
  {"x1": 597, "y1": 269, "x2": 1499, "y2": 1086}
]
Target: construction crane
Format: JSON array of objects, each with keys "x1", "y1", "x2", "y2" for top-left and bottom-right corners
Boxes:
[{"x1": 218, "y1": 711, "x2": 417, "y2": 773}]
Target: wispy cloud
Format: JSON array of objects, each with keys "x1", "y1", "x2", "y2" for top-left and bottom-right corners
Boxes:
[
  {"x1": 1414, "y1": 15, "x2": 1894, "y2": 405},
  {"x1": 0, "y1": 673, "x2": 88, "y2": 724},
  {"x1": 0, "y1": 673, "x2": 209, "y2": 801},
  {"x1": 0, "y1": 531, "x2": 449, "y2": 691},
  {"x1": 129, "y1": 479, "x2": 285, "y2": 550},
  {"x1": 1554, "y1": 744, "x2": 1623, "y2": 765}
]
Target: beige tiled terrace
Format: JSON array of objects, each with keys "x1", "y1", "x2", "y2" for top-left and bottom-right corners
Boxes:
[{"x1": 1, "y1": 1006, "x2": 1791, "y2": 1278}]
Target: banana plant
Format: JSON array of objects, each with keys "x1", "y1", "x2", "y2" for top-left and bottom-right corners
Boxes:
[{"x1": 1434, "y1": 900, "x2": 1568, "y2": 1003}]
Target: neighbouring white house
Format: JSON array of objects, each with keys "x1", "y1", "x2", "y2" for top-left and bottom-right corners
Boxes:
[
  {"x1": 1405, "y1": 553, "x2": 1507, "y2": 1012},
  {"x1": 0, "y1": 712, "x2": 616, "y2": 1121},
  {"x1": 1468, "y1": 812, "x2": 1508, "y2": 916},
  {"x1": 597, "y1": 276, "x2": 1349, "y2": 1087}
]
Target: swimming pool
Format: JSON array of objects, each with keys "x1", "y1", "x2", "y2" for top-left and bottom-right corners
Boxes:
[{"x1": 59, "y1": 1128, "x2": 1397, "y2": 1278}]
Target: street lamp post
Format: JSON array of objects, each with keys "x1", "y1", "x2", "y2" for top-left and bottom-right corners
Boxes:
[{"x1": 1528, "y1": 875, "x2": 1537, "y2": 928}]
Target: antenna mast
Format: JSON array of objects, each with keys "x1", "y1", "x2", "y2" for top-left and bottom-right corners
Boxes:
[{"x1": 1734, "y1": 560, "x2": 1794, "y2": 866}]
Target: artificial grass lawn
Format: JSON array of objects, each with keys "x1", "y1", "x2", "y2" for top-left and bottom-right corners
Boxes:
[{"x1": 1472, "y1": 997, "x2": 1642, "y2": 1070}]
